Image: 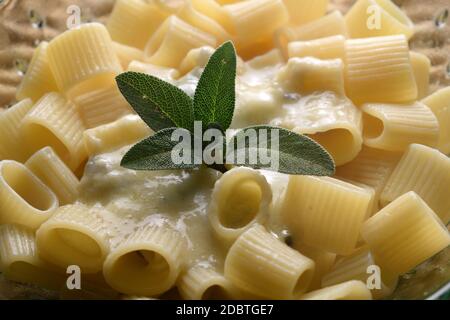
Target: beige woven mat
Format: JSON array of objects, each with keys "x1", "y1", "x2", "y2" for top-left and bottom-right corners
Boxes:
[{"x1": 1, "y1": 0, "x2": 449, "y2": 108}]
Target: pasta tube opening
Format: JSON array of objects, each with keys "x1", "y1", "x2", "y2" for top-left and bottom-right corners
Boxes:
[
  {"x1": 362, "y1": 113, "x2": 385, "y2": 140},
  {"x1": 310, "y1": 128, "x2": 359, "y2": 166}
]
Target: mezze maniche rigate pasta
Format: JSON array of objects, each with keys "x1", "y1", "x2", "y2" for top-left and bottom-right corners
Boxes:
[{"x1": 0, "y1": 0, "x2": 449, "y2": 300}]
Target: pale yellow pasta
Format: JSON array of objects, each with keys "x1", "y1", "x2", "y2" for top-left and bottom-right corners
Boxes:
[
  {"x1": 144, "y1": 16, "x2": 217, "y2": 68},
  {"x1": 15, "y1": 42, "x2": 58, "y2": 102},
  {"x1": 275, "y1": 11, "x2": 347, "y2": 58},
  {"x1": 224, "y1": 224, "x2": 315, "y2": 299},
  {"x1": 271, "y1": 92, "x2": 363, "y2": 166},
  {"x1": 362, "y1": 102, "x2": 439, "y2": 152},
  {"x1": 422, "y1": 87, "x2": 450, "y2": 154},
  {"x1": 107, "y1": 0, "x2": 169, "y2": 50},
  {"x1": 283, "y1": 0, "x2": 329, "y2": 26},
  {"x1": 36, "y1": 204, "x2": 110, "y2": 274},
  {"x1": 345, "y1": 35, "x2": 417, "y2": 105},
  {"x1": 345, "y1": 0, "x2": 414, "y2": 39},
  {"x1": 208, "y1": 167, "x2": 272, "y2": 243},
  {"x1": 224, "y1": 0, "x2": 289, "y2": 46},
  {"x1": 178, "y1": 265, "x2": 234, "y2": 300},
  {"x1": 321, "y1": 247, "x2": 398, "y2": 299},
  {"x1": 410, "y1": 52, "x2": 431, "y2": 100},
  {"x1": 0, "y1": 99, "x2": 34, "y2": 162},
  {"x1": 179, "y1": 46, "x2": 215, "y2": 76},
  {"x1": 177, "y1": 0, "x2": 231, "y2": 44},
  {"x1": 362, "y1": 192, "x2": 450, "y2": 275},
  {"x1": 127, "y1": 61, "x2": 180, "y2": 83},
  {"x1": 288, "y1": 35, "x2": 346, "y2": 61},
  {"x1": 47, "y1": 23, "x2": 122, "y2": 99},
  {"x1": 293, "y1": 243, "x2": 336, "y2": 291},
  {"x1": 73, "y1": 84, "x2": 132, "y2": 129},
  {"x1": 0, "y1": 224, "x2": 64, "y2": 290},
  {"x1": 301, "y1": 280, "x2": 372, "y2": 300},
  {"x1": 0, "y1": 160, "x2": 58, "y2": 229},
  {"x1": 103, "y1": 224, "x2": 187, "y2": 296},
  {"x1": 191, "y1": 0, "x2": 235, "y2": 34},
  {"x1": 21, "y1": 93, "x2": 87, "y2": 171},
  {"x1": 282, "y1": 176, "x2": 374, "y2": 255},
  {"x1": 335, "y1": 146, "x2": 401, "y2": 212},
  {"x1": 113, "y1": 42, "x2": 144, "y2": 69},
  {"x1": 277, "y1": 57, "x2": 345, "y2": 95},
  {"x1": 25, "y1": 147, "x2": 79, "y2": 205},
  {"x1": 381, "y1": 144, "x2": 450, "y2": 224},
  {"x1": 83, "y1": 115, "x2": 152, "y2": 156}
]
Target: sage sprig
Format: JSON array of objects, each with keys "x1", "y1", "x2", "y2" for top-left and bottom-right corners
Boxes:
[{"x1": 116, "y1": 41, "x2": 335, "y2": 176}]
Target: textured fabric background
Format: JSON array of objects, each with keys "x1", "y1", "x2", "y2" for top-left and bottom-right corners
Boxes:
[{"x1": 0, "y1": 0, "x2": 449, "y2": 108}]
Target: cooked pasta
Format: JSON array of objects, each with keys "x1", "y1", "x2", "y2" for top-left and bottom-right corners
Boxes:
[
  {"x1": 344, "y1": 35, "x2": 417, "y2": 105},
  {"x1": 113, "y1": 42, "x2": 145, "y2": 70},
  {"x1": 107, "y1": 0, "x2": 169, "y2": 50},
  {"x1": 177, "y1": 265, "x2": 234, "y2": 300},
  {"x1": 345, "y1": 0, "x2": 414, "y2": 39},
  {"x1": 288, "y1": 35, "x2": 346, "y2": 61},
  {"x1": 208, "y1": 167, "x2": 272, "y2": 243},
  {"x1": 144, "y1": 16, "x2": 217, "y2": 68},
  {"x1": 224, "y1": 224, "x2": 315, "y2": 299},
  {"x1": 0, "y1": 160, "x2": 58, "y2": 229},
  {"x1": 410, "y1": 51, "x2": 431, "y2": 100},
  {"x1": 21, "y1": 93, "x2": 87, "y2": 171},
  {"x1": 15, "y1": 42, "x2": 58, "y2": 102},
  {"x1": 422, "y1": 87, "x2": 450, "y2": 154},
  {"x1": 47, "y1": 23, "x2": 122, "y2": 99},
  {"x1": 83, "y1": 115, "x2": 152, "y2": 156},
  {"x1": 301, "y1": 280, "x2": 372, "y2": 300},
  {"x1": 73, "y1": 84, "x2": 132, "y2": 129},
  {"x1": 0, "y1": 224, "x2": 64, "y2": 290},
  {"x1": 25, "y1": 147, "x2": 79, "y2": 205},
  {"x1": 0, "y1": 99, "x2": 34, "y2": 162},
  {"x1": 361, "y1": 102, "x2": 439, "y2": 152},
  {"x1": 277, "y1": 57, "x2": 345, "y2": 95},
  {"x1": 362, "y1": 192, "x2": 450, "y2": 275},
  {"x1": 103, "y1": 224, "x2": 187, "y2": 296},
  {"x1": 282, "y1": 176, "x2": 374, "y2": 255},
  {"x1": 275, "y1": 11, "x2": 347, "y2": 58},
  {"x1": 179, "y1": 46, "x2": 215, "y2": 76},
  {"x1": 191, "y1": 0, "x2": 234, "y2": 34},
  {"x1": 283, "y1": 0, "x2": 329, "y2": 26},
  {"x1": 127, "y1": 61, "x2": 180, "y2": 83},
  {"x1": 36, "y1": 204, "x2": 110, "y2": 274},
  {"x1": 381, "y1": 144, "x2": 450, "y2": 224}
]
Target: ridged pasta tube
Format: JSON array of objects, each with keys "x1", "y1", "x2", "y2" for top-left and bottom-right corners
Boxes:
[
  {"x1": 224, "y1": 224, "x2": 315, "y2": 299},
  {"x1": 208, "y1": 167, "x2": 272, "y2": 243},
  {"x1": 288, "y1": 35, "x2": 346, "y2": 61},
  {"x1": 301, "y1": 280, "x2": 372, "y2": 300},
  {"x1": 283, "y1": 0, "x2": 329, "y2": 26},
  {"x1": 113, "y1": 42, "x2": 144, "y2": 69},
  {"x1": 0, "y1": 160, "x2": 58, "y2": 229},
  {"x1": 36, "y1": 204, "x2": 110, "y2": 273},
  {"x1": 410, "y1": 52, "x2": 430, "y2": 100},
  {"x1": 362, "y1": 192, "x2": 450, "y2": 275},
  {"x1": 103, "y1": 224, "x2": 187, "y2": 296}
]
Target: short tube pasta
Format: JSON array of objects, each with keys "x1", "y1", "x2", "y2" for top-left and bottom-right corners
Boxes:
[
  {"x1": 345, "y1": 0, "x2": 414, "y2": 39},
  {"x1": 344, "y1": 35, "x2": 417, "y2": 105},
  {"x1": 36, "y1": 204, "x2": 110, "y2": 273},
  {"x1": 422, "y1": 87, "x2": 450, "y2": 154},
  {"x1": 25, "y1": 147, "x2": 80, "y2": 205},
  {"x1": 83, "y1": 115, "x2": 152, "y2": 156},
  {"x1": 224, "y1": 224, "x2": 315, "y2": 299},
  {"x1": 127, "y1": 61, "x2": 180, "y2": 83},
  {"x1": 113, "y1": 42, "x2": 144, "y2": 69},
  {"x1": 301, "y1": 280, "x2": 372, "y2": 300},
  {"x1": 381, "y1": 144, "x2": 450, "y2": 224},
  {"x1": 282, "y1": 176, "x2": 374, "y2": 255},
  {"x1": 362, "y1": 102, "x2": 439, "y2": 152},
  {"x1": 144, "y1": 16, "x2": 217, "y2": 68},
  {"x1": 47, "y1": 23, "x2": 122, "y2": 98},
  {"x1": 103, "y1": 224, "x2": 187, "y2": 296},
  {"x1": 0, "y1": 224, "x2": 64, "y2": 290},
  {"x1": 107, "y1": 0, "x2": 169, "y2": 50},
  {"x1": 179, "y1": 46, "x2": 215, "y2": 76},
  {"x1": 288, "y1": 35, "x2": 346, "y2": 61},
  {"x1": 283, "y1": 0, "x2": 329, "y2": 26},
  {"x1": 410, "y1": 52, "x2": 431, "y2": 100},
  {"x1": 21, "y1": 92, "x2": 87, "y2": 171},
  {"x1": 15, "y1": 42, "x2": 58, "y2": 102},
  {"x1": 0, "y1": 99, "x2": 34, "y2": 162},
  {"x1": 208, "y1": 167, "x2": 272, "y2": 243},
  {"x1": 362, "y1": 192, "x2": 450, "y2": 275},
  {"x1": 0, "y1": 160, "x2": 58, "y2": 229},
  {"x1": 177, "y1": 265, "x2": 234, "y2": 300}
]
